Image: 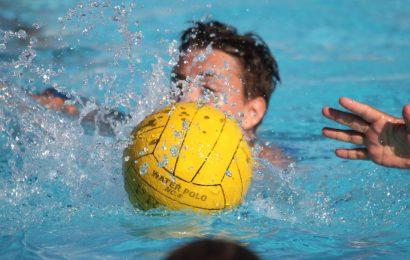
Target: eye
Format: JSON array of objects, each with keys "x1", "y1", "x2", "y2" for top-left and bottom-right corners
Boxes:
[
  {"x1": 202, "y1": 84, "x2": 216, "y2": 93},
  {"x1": 171, "y1": 73, "x2": 188, "y2": 86},
  {"x1": 173, "y1": 80, "x2": 188, "y2": 90}
]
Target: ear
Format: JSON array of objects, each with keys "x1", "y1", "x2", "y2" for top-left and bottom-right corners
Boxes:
[{"x1": 241, "y1": 96, "x2": 267, "y2": 132}]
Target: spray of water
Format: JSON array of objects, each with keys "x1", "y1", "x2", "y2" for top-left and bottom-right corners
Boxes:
[
  {"x1": 0, "y1": 1, "x2": 329, "y2": 236},
  {"x1": 0, "y1": 1, "x2": 179, "y2": 233}
]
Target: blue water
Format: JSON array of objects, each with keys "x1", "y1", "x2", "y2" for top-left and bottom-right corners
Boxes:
[{"x1": 1, "y1": 0, "x2": 409, "y2": 258}]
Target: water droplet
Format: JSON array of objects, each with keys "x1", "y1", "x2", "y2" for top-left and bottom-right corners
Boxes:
[
  {"x1": 173, "y1": 130, "x2": 183, "y2": 138},
  {"x1": 49, "y1": 170, "x2": 57, "y2": 179},
  {"x1": 139, "y1": 162, "x2": 149, "y2": 175},
  {"x1": 138, "y1": 147, "x2": 149, "y2": 156},
  {"x1": 17, "y1": 29, "x2": 28, "y2": 40},
  {"x1": 90, "y1": 1, "x2": 99, "y2": 8},
  {"x1": 19, "y1": 48, "x2": 36, "y2": 65},
  {"x1": 170, "y1": 145, "x2": 179, "y2": 157},
  {"x1": 182, "y1": 120, "x2": 189, "y2": 130},
  {"x1": 157, "y1": 155, "x2": 169, "y2": 168},
  {"x1": 225, "y1": 170, "x2": 232, "y2": 177}
]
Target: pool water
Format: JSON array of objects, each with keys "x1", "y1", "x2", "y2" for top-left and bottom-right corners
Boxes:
[{"x1": 1, "y1": 0, "x2": 409, "y2": 258}]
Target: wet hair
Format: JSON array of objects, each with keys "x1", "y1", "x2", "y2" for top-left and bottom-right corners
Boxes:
[
  {"x1": 175, "y1": 20, "x2": 280, "y2": 107},
  {"x1": 166, "y1": 239, "x2": 259, "y2": 260}
]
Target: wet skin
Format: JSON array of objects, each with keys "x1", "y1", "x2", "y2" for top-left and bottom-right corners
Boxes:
[
  {"x1": 323, "y1": 97, "x2": 410, "y2": 169},
  {"x1": 31, "y1": 93, "x2": 79, "y2": 116}
]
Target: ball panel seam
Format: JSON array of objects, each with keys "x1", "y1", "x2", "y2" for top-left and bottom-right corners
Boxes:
[
  {"x1": 189, "y1": 114, "x2": 227, "y2": 183},
  {"x1": 171, "y1": 105, "x2": 200, "y2": 174}
]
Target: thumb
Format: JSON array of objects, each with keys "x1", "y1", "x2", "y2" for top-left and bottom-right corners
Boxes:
[{"x1": 403, "y1": 105, "x2": 410, "y2": 131}]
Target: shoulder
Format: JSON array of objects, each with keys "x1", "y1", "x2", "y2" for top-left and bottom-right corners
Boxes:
[{"x1": 254, "y1": 141, "x2": 293, "y2": 168}]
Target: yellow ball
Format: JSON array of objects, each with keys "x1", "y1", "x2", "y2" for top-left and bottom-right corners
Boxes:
[{"x1": 123, "y1": 102, "x2": 253, "y2": 212}]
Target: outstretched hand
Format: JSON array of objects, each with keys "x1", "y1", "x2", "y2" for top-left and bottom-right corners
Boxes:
[{"x1": 322, "y1": 97, "x2": 410, "y2": 169}]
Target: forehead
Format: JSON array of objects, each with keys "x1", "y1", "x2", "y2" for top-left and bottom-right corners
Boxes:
[{"x1": 175, "y1": 49, "x2": 244, "y2": 78}]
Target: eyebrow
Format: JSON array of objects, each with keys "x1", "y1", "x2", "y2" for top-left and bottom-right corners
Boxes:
[
  {"x1": 198, "y1": 70, "x2": 215, "y2": 78},
  {"x1": 172, "y1": 71, "x2": 216, "y2": 82}
]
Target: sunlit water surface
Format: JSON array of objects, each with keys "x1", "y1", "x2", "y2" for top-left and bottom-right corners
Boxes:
[{"x1": 0, "y1": 0, "x2": 409, "y2": 258}]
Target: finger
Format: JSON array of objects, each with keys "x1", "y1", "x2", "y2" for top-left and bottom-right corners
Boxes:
[
  {"x1": 335, "y1": 148, "x2": 369, "y2": 160},
  {"x1": 322, "y1": 127, "x2": 365, "y2": 145},
  {"x1": 339, "y1": 97, "x2": 388, "y2": 123},
  {"x1": 322, "y1": 107, "x2": 370, "y2": 133},
  {"x1": 403, "y1": 105, "x2": 410, "y2": 131}
]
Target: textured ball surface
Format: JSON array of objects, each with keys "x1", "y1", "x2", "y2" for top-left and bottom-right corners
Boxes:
[{"x1": 123, "y1": 102, "x2": 253, "y2": 211}]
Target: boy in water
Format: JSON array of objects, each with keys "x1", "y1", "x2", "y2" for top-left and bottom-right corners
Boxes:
[
  {"x1": 32, "y1": 21, "x2": 410, "y2": 169},
  {"x1": 33, "y1": 21, "x2": 291, "y2": 166}
]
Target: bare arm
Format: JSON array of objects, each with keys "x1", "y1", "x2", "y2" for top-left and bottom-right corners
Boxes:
[
  {"x1": 31, "y1": 89, "x2": 79, "y2": 116},
  {"x1": 254, "y1": 141, "x2": 293, "y2": 169},
  {"x1": 31, "y1": 88, "x2": 130, "y2": 136}
]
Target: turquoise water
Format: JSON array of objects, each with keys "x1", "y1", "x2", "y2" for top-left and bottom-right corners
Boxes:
[{"x1": 1, "y1": 0, "x2": 409, "y2": 258}]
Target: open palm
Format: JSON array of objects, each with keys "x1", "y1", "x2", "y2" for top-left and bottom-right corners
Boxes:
[{"x1": 322, "y1": 97, "x2": 410, "y2": 169}]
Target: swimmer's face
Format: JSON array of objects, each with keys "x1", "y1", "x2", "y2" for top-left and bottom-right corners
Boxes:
[{"x1": 172, "y1": 48, "x2": 267, "y2": 133}]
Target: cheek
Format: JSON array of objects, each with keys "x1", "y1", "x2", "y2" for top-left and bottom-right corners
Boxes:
[
  {"x1": 220, "y1": 93, "x2": 246, "y2": 117},
  {"x1": 223, "y1": 82, "x2": 246, "y2": 113},
  {"x1": 180, "y1": 86, "x2": 202, "y2": 102}
]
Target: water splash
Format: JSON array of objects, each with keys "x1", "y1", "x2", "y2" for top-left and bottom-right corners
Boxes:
[{"x1": 0, "y1": 1, "x2": 175, "y2": 234}]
